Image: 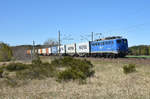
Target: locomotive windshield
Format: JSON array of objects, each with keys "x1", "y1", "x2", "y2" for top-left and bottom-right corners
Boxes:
[{"x1": 117, "y1": 40, "x2": 121, "y2": 43}]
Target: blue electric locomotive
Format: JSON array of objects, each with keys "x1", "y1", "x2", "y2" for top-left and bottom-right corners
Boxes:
[{"x1": 90, "y1": 36, "x2": 128, "y2": 57}]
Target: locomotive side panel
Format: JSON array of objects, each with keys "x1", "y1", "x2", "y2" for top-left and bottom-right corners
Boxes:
[{"x1": 90, "y1": 40, "x2": 117, "y2": 54}]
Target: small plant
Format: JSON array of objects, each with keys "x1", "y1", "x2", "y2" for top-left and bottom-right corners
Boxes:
[{"x1": 123, "y1": 64, "x2": 136, "y2": 74}]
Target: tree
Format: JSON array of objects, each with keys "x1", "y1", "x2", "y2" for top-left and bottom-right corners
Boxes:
[
  {"x1": 0, "y1": 42, "x2": 13, "y2": 61},
  {"x1": 146, "y1": 47, "x2": 149, "y2": 55},
  {"x1": 129, "y1": 45, "x2": 150, "y2": 55},
  {"x1": 43, "y1": 38, "x2": 59, "y2": 46}
]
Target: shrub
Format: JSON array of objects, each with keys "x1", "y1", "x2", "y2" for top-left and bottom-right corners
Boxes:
[
  {"x1": 2, "y1": 57, "x2": 94, "y2": 84},
  {"x1": 6, "y1": 63, "x2": 28, "y2": 71},
  {"x1": 51, "y1": 56, "x2": 75, "y2": 67},
  {"x1": 56, "y1": 57, "x2": 95, "y2": 82},
  {"x1": 123, "y1": 64, "x2": 136, "y2": 74},
  {"x1": 16, "y1": 62, "x2": 56, "y2": 80},
  {"x1": 57, "y1": 69, "x2": 86, "y2": 82}
]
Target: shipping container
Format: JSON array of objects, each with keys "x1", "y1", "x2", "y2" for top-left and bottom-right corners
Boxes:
[
  {"x1": 35, "y1": 49, "x2": 38, "y2": 53},
  {"x1": 38, "y1": 49, "x2": 42, "y2": 55},
  {"x1": 51, "y1": 46, "x2": 58, "y2": 55},
  {"x1": 27, "y1": 50, "x2": 31, "y2": 55},
  {"x1": 48, "y1": 48, "x2": 52, "y2": 55},
  {"x1": 66, "y1": 44, "x2": 76, "y2": 55},
  {"x1": 42, "y1": 48, "x2": 46, "y2": 55},
  {"x1": 58, "y1": 45, "x2": 66, "y2": 54},
  {"x1": 76, "y1": 42, "x2": 90, "y2": 54}
]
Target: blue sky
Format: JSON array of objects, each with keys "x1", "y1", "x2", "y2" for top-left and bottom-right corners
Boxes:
[{"x1": 0, "y1": 0, "x2": 150, "y2": 46}]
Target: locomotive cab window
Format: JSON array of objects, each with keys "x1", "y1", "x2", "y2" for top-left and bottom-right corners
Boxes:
[{"x1": 117, "y1": 40, "x2": 121, "y2": 43}]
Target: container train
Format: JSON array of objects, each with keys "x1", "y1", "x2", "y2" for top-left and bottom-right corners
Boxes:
[{"x1": 27, "y1": 36, "x2": 128, "y2": 58}]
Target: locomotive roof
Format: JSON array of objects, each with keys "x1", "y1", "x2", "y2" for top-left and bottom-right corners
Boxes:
[{"x1": 94, "y1": 36, "x2": 122, "y2": 41}]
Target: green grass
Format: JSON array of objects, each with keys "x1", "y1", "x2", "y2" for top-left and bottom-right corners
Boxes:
[{"x1": 126, "y1": 55, "x2": 150, "y2": 58}]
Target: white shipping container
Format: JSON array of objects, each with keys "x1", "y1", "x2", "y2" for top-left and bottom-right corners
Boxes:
[
  {"x1": 76, "y1": 42, "x2": 90, "y2": 53},
  {"x1": 35, "y1": 49, "x2": 38, "y2": 53},
  {"x1": 66, "y1": 44, "x2": 76, "y2": 54},
  {"x1": 42, "y1": 48, "x2": 46, "y2": 54},
  {"x1": 38, "y1": 49, "x2": 42, "y2": 54},
  {"x1": 58, "y1": 45, "x2": 66, "y2": 54},
  {"x1": 48, "y1": 48, "x2": 52, "y2": 54}
]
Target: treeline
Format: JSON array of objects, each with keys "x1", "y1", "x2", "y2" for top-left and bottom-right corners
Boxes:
[
  {"x1": 0, "y1": 42, "x2": 13, "y2": 61},
  {"x1": 129, "y1": 45, "x2": 150, "y2": 55},
  {"x1": 11, "y1": 44, "x2": 52, "y2": 61}
]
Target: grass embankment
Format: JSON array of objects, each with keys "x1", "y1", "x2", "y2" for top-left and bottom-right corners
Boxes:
[
  {"x1": 0, "y1": 57, "x2": 150, "y2": 99},
  {"x1": 126, "y1": 55, "x2": 150, "y2": 58}
]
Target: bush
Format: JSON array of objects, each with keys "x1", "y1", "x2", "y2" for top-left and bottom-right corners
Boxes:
[
  {"x1": 6, "y1": 63, "x2": 28, "y2": 71},
  {"x1": 57, "y1": 69, "x2": 86, "y2": 82},
  {"x1": 57, "y1": 57, "x2": 95, "y2": 82},
  {"x1": 51, "y1": 56, "x2": 75, "y2": 67},
  {"x1": 2, "y1": 57, "x2": 94, "y2": 84},
  {"x1": 123, "y1": 64, "x2": 136, "y2": 74},
  {"x1": 16, "y1": 62, "x2": 56, "y2": 80}
]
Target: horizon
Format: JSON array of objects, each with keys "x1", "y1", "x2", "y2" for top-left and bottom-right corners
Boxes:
[{"x1": 0, "y1": 0, "x2": 150, "y2": 47}]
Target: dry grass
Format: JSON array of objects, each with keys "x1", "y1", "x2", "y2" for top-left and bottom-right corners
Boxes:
[{"x1": 0, "y1": 57, "x2": 150, "y2": 99}]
